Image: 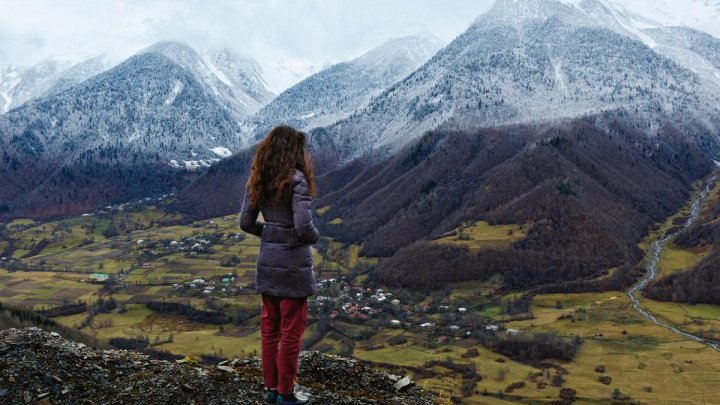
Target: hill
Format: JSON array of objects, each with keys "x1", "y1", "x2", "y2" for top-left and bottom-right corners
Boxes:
[
  {"x1": 0, "y1": 327, "x2": 436, "y2": 404},
  {"x1": 316, "y1": 115, "x2": 712, "y2": 290}
]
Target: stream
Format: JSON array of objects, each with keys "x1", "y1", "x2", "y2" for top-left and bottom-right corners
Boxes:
[{"x1": 626, "y1": 170, "x2": 720, "y2": 352}]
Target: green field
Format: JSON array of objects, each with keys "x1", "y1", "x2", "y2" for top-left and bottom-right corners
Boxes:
[
  {"x1": 433, "y1": 221, "x2": 527, "y2": 252},
  {"x1": 2, "y1": 191, "x2": 720, "y2": 404}
]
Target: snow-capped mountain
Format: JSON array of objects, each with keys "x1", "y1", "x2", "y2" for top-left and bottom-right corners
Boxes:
[
  {"x1": 1, "y1": 52, "x2": 242, "y2": 163},
  {"x1": 140, "y1": 41, "x2": 275, "y2": 120},
  {"x1": 257, "y1": 56, "x2": 319, "y2": 95},
  {"x1": 250, "y1": 34, "x2": 444, "y2": 137},
  {"x1": 0, "y1": 55, "x2": 110, "y2": 114},
  {"x1": 310, "y1": 0, "x2": 720, "y2": 164},
  {"x1": 608, "y1": 0, "x2": 720, "y2": 38}
]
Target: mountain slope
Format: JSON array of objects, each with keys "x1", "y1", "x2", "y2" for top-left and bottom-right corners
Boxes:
[
  {"x1": 250, "y1": 34, "x2": 444, "y2": 136},
  {"x1": 0, "y1": 56, "x2": 109, "y2": 114},
  {"x1": 141, "y1": 42, "x2": 274, "y2": 124},
  {"x1": 309, "y1": 0, "x2": 719, "y2": 165},
  {"x1": 2, "y1": 52, "x2": 241, "y2": 163},
  {"x1": 317, "y1": 115, "x2": 712, "y2": 290}
]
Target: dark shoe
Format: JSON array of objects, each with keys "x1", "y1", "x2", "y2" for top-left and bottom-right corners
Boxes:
[
  {"x1": 276, "y1": 392, "x2": 311, "y2": 404},
  {"x1": 264, "y1": 388, "x2": 278, "y2": 403}
]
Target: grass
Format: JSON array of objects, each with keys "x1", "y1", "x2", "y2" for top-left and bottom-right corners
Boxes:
[
  {"x1": 6, "y1": 198, "x2": 720, "y2": 404},
  {"x1": 433, "y1": 221, "x2": 526, "y2": 252}
]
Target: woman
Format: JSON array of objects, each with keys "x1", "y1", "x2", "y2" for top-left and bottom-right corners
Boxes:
[{"x1": 240, "y1": 125, "x2": 318, "y2": 405}]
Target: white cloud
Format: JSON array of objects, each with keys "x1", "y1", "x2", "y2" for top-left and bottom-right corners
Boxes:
[
  {"x1": 0, "y1": 0, "x2": 493, "y2": 67},
  {"x1": 1, "y1": 0, "x2": 718, "y2": 71}
]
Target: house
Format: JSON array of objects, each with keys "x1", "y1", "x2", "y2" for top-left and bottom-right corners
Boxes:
[
  {"x1": 390, "y1": 320, "x2": 402, "y2": 327},
  {"x1": 420, "y1": 322, "x2": 433, "y2": 328},
  {"x1": 391, "y1": 299, "x2": 400, "y2": 305},
  {"x1": 142, "y1": 263, "x2": 153, "y2": 269},
  {"x1": 458, "y1": 307, "x2": 467, "y2": 313}
]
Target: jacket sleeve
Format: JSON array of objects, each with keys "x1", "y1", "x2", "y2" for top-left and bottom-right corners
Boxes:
[
  {"x1": 292, "y1": 172, "x2": 320, "y2": 245},
  {"x1": 239, "y1": 190, "x2": 264, "y2": 237}
]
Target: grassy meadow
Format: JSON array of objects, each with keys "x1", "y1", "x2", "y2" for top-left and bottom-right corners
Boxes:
[{"x1": 1, "y1": 192, "x2": 720, "y2": 404}]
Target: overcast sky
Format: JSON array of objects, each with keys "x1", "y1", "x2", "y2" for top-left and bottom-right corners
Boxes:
[
  {"x1": 1, "y1": 0, "x2": 719, "y2": 70},
  {"x1": 0, "y1": 0, "x2": 493, "y2": 68}
]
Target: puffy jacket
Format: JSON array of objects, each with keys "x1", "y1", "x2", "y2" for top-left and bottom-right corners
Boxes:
[{"x1": 240, "y1": 169, "x2": 319, "y2": 297}]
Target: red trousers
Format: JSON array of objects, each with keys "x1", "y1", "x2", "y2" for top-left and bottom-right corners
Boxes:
[{"x1": 260, "y1": 294, "x2": 308, "y2": 394}]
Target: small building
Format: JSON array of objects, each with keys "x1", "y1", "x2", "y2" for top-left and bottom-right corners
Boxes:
[
  {"x1": 420, "y1": 322, "x2": 433, "y2": 328},
  {"x1": 391, "y1": 299, "x2": 400, "y2": 305},
  {"x1": 142, "y1": 263, "x2": 153, "y2": 269},
  {"x1": 390, "y1": 320, "x2": 402, "y2": 327},
  {"x1": 458, "y1": 307, "x2": 467, "y2": 313}
]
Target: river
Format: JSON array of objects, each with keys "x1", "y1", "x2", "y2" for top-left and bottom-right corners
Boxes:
[{"x1": 626, "y1": 170, "x2": 720, "y2": 352}]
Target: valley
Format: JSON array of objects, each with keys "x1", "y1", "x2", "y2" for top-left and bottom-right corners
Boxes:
[
  {"x1": 2, "y1": 1, "x2": 720, "y2": 404},
  {"x1": 2, "y1": 171, "x2": 720, "y2": 404}
]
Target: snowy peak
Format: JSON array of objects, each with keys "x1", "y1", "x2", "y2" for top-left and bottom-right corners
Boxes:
[
  {"x1": 354, "y1": 34, "x2": 445, "y2": 69},
  {"x1": 251, "y1": 33, "x2": 444, "y2": 136},
  {"x1": 478, "y1": 0, "x2": 598, "y2": 28},
  {"x1": 140, "y1": 41, "x2": 274, "y2": 118},
  {"x1": 1, "y1": 56, "x2": 109, "y2": 114}
]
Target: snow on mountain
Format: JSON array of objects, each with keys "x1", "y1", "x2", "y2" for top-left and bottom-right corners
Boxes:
[
  {"x1": 0, "y1": 52, "x2": 242, "y2": 162},
  {"x1": 608, "y1": 0, "x2": 720, "y2": 38},
  {"x1": 257, "y1": 56, "x2": 319, "y2": 94},
  {"x1": 311, "y1": 0, "x2": 720, "y2": 164},
  {"x1": 643, "y1": 26, "x2": 720, "y2": 89},
  {"x1": 140, "y1": 42, "x2": 274, "y2": 120},
  {"x1": 250, "y1": 34, "x2": 444, "y2": 138},
  {"x1": 0, "y1": 55, "x2": 109, "y2": 114}
]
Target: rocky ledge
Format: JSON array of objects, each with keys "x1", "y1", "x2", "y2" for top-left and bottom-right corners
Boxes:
[{"x1": 0, "y1": 328, "x2": 438, "y2": 404}]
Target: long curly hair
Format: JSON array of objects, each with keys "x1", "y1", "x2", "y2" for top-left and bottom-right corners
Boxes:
[{"x1": 246, "y1": 125, "x2": 316, "y2": 208}]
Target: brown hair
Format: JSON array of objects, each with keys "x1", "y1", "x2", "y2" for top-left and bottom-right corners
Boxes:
[{"x1": 246, "y1": 125, "x2": 315, "y2": 208}]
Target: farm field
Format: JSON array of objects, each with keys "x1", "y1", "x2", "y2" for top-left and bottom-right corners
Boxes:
[{"x1": 2, "y1": 194, "x2": 720, "y2": 404}]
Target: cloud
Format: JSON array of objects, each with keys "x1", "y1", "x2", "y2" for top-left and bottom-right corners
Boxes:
[{"x1": 0, "y1": 0, "x2": 492, "y2": 67}]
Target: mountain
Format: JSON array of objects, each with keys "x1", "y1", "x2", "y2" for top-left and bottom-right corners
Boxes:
[
  {"x1": 140, "y1": 42, "x2": 275, "y2": 124},
  {"x1": 0, "y1": 51, "x2": 246, "y2": 219},
  {"x1": 256, "y1": 55, "x2": 319, "y2": 95},
  {"x1": 250, "y1": 34, "x2": 444, "y2": 137},
  {"x1": 0, "y1": 327, "x2": 435, "y2": 404},
  {"x1": 2, "y1": 51, "x2": 241, "y2": 162},
  {"x1": 643, "y1": 26, "x2": 720, "y2": 89},
  {"x1": 318, "y1": 115, "x2": 712, "y2": 290},
  {"x1": 308, "y1": 0, "x2": 720, "y2": 166},
  {"x1": 645, "y1": 167, "x2": 720, "y2": 304},
  {"x1": 606, "y1": 0, "x2": 720, "y2": 38},
  {"x1": 0, "y1": 56, "x2": 110, "y2": 114}
]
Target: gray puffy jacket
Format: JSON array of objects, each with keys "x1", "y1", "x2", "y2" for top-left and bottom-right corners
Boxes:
[{"x1": 240, "y1": 169, "x2": 319, "y2": 297}]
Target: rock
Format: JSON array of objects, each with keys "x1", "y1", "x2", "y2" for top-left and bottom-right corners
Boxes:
[
  {"x1": 394, "y1": 376, "x2": 415, "y2": 391},
  {"x1": 217, "y1": 365, "x2": 236, "y2": 373},
  {"x1": 0, "y1": 327, "x2": 438, "y2": 404}
]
